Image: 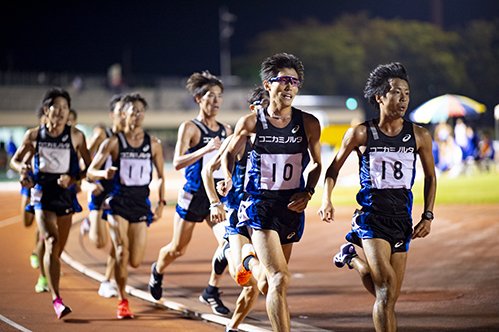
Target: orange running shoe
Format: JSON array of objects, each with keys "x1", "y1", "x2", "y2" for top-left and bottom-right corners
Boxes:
[
  {"x1": 117, "y1": 299, "x2": 133, "y2": 319},
  {"x1": 236, "y1": 243, "x2": 256, "y2": 285}
]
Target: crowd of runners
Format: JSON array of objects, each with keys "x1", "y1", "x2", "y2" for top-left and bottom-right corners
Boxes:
[{"x1": 9, "y1": 53, "x2": 436, "y2": 332}]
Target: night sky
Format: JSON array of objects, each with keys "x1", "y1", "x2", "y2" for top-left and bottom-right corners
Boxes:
[{"x1": 1, "y1": 0, "x2": 498, "y2": 77}]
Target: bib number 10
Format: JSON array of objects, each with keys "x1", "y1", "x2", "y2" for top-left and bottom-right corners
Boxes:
[
  {"x1": 261, "y1": 153, "x2": 302, "y2": 190},
  {"x1": 272, "y1": 163, "x2": 293, "y2": 182}
]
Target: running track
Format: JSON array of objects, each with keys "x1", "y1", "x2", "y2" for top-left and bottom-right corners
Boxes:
[{"x1": 1, "y1": 177, "x2": 498, "y2": 331}]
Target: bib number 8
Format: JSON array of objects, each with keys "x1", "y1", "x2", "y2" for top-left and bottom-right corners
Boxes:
[{"x1": 382, "y1": 160, "x2": 404, "y2": 180}]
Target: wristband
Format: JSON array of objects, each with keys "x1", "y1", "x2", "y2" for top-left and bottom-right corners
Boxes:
[
  {"x1": 209, "y1": 202, "x2": 222, "y2": 210},
  {"x1": 304, "y1": 186, "x2": 315, "y2": 197},
  {"x1": 159, "y1": 199, "x2": 166, "y2": 206}
]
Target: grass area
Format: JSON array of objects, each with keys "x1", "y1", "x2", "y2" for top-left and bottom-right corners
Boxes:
[{"x1": 310, "y1": 170, "x2": 499, "y2": 207}]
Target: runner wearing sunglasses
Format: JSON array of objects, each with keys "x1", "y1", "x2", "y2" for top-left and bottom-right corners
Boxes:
[{"x1": 218, "y1": 53, "x2": 322, "y2": 332}]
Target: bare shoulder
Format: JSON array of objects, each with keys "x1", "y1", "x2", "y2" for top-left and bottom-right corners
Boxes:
[
  {"x1": 412, "y1": 123, "x2": 431, "y2": 138},
  {"x1": 412, "y1": 123, "x2": 432, "y2": 149},
  {"x1": 179, "y1": 120, "x2": 199, "y2": 135},
  {"x1": 218, "y1": 122, "x2": 232, "y2": 135},
  {"x1": 26, "y1": 127, "x2": 39, "y2": 140},
  {"x1": 241, "y1": 112, "x2": 257, "y2": 128},
  {"x1": 302, "y1": 111, "x2": 320, "y2": 126},
  {"x1": 71, "y1": 126, "x2": 85, "y2": 138},
  {"x1": 344, "y1": 122, "x2": 368, "y2": 147},
  {"x1": 150, "y1": 135, "x2": 162, "y2": 147}
]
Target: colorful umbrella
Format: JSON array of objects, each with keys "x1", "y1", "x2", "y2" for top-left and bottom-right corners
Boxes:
[{"x1": 409, "y1": 94, "x2": 486, "y2": 124}]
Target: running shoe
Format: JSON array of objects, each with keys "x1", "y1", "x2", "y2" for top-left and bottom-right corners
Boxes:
[
  {"x1": 117, "y1": 299, "x2": 133, "y2": 319},
  {"x1": 148, "y1": 262, "x2": 163, "y2": 300},
  {"x1": 35, "y1": 276, "x2": 49, "y2": 293},
  {"x1": 225, "y1": 324, "x2": 239, "y2": 332},
  {"x1": 98, "y1": 281, "x2": 118, "y2": 298},
  {"x1": 80, "y1": 218, "x2": 90, "y2": 236},
  {"x1": 199, "y1": 288, "x2": 230, "y2": 315},
  {"x1": 213, "y1": 241, "x2": 230, "y2": 275},
  {"x1": 30, "y1": 254, "x2": 39, "y2": 269},
  {"x1": 53, "y1": 297, "x2": 72, "y2": 319},
  {"x1": 236, "y1": 243, "x2": 256, "y2": 285},
  {"x1": 333, "y1": 243, "x2": 358, "y2": 269}
]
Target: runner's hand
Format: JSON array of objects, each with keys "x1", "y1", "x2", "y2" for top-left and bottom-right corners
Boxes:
[
  {"x1": 105, "y1": 166, "x2": 118, "y2": 180},
  {"x1": 57, "y1": 174, "x2": 73, "y2": 189},
  {"x1": 217, "y1": 178, "x2": 233, "y2": 197},
  {"x1": 89, "y1": 182, "x2": 104, "y2": 196},
  {"x1": 204, "y1": 136, "x2": 221, "y2": 153},
  {"x1": 412, "y1": 219, "x2": 431, "y2": 239},
  {"x1": 318, "y1": 201, "x2": 335, "y2": 223},
  {"x1": 152, "y1": 204, "x2": 164, "y2": 222},
  {"x1": 287, "y1": 192, "x2": 311, "y2": 213},
  {"x1": 210, "y1": 204, "x2": 226, "y2": 224},
  {"x1": 20, "y1": 175, "x2": 34, "y2": 189},
  {"x1": 20, "y1": 163, "x2": 32, "y2": 177}
]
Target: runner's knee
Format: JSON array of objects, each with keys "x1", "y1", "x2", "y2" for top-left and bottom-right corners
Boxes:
[{"x1": 270, "y1": 270, "x2": 290, "y2": 292}]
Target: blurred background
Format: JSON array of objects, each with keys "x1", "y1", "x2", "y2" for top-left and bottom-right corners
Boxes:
[{"x1": 1, "y1": 0, "x2": 498, "y2": 181}]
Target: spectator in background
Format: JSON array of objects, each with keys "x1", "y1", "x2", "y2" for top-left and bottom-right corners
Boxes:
[
  {"x1": 7, "y1": 136, "x2": 17, "y2": 158},
  {"x1": 0, "y1": 142, "x2": 8, "y2": 170},
  {"x1": 478, "y1": 132, "x2": 495, "y2": 171}
]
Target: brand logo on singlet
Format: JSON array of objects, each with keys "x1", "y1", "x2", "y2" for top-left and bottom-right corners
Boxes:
[
  {"x1": 402, "y1": 134, "x2": 411, "y2": 142},
  {"x1": 143, "y1": 145, "x2": 150, "y2": 152},
  {"x1": 291, "y1": 125, "x2": 300, "y2": 134},
  {"x1": 120, "y1": 152, "x2": 151, "y2": 159},
  {"x1": 287, "y1": 232, "x2": 296, "y2": 240},
  {"x1": 259, "y1": 136, "x2": 303, "y2": 144},
  {"x1": 61, "y1": 134, "x2": 69, "y2": 142},
  {"x1": 203, "y1": 137, "x2": 225, "y2": 144}
]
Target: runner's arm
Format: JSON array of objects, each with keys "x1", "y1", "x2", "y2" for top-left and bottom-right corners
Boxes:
[
  {"x1": 412, "y1": 125, "x2": 437, "y2": 239},
  {"x1": 173, "y1": 121, "x2": 222, "y2": 171},
  {"x1": 151, "y1": 136, "x2": 165, "y2": 221},
  {"x1": 318, "y1": 124, "x2": 366, "y2": 222}
]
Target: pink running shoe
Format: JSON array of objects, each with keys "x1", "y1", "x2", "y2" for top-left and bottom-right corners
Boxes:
[{"x1": 53, "y1": 297, "x2": 72, "y2": 319}]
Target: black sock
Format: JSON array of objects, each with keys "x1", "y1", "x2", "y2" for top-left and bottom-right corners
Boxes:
[
  {"x1": 206, "y1": 285, "x2": 218, "y2": 294},
  {"x1": 242, "y1": 255, "x2": 254, "y2": 271}
]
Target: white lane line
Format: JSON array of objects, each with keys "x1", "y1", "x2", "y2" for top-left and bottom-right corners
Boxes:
[
  {"x1": 0, "y1": 314, "x2": 33, "y2": 332},
  {"x1": 0, "y1": 216, "x2": 21, "y2": 228}
]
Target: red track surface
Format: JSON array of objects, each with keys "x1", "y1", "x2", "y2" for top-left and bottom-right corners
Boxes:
[{"x1": 1, "y1": 179, "x2": 498, "y2": 331}]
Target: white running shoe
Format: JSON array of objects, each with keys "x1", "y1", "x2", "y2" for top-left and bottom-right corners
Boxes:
[
  {"x1": 98, "y1": 281, "x2": 118, "y2": 298},
  {"x1": 80, "y1": 218, "x2": 90, "y2": 236}
]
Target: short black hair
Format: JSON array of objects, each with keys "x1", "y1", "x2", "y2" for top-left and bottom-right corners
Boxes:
[
  {"x1": 122, "y1": 92, "x2": 148, "y2": 108},
  {"x1": 364, "y1": 62, "x2": 409, "y2": 111},
  {"x1": 109, "y1": 94, "x2": 123, "y2": 113},
  {"x1": 36, "y1": 106, "x2": 45, "y2": 119},
  {"x1": 42, "y1": 87, "x2": 71, "y2": 109},
  {"x1": 260, "y1": 53, "x2": 305, "y2": 85},
  {"x1": 186, "y1": 70, "x2": 224, "y2": 98},
  {"x1": 247, "y1": 86, "x2": 270, "y2": 105}
]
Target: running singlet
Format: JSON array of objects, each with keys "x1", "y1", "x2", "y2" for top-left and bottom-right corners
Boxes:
[
  {"x1": 356, "y1": 119, "x2": 417, "y2": 216},
  {"x1": 182, "y1": 119, "x2": 227, "y2": 193},
  {"x1": 245, "y1": 107, "x2": 309, "y2": 200},
  {"x1": 111, "y1": 131, "x2": 153, "y2": 200},
  {"x1": 225, "y1": 139, "x2": 251, "y2": 210},
  {"x1": 34, "y1": 124, "x2": 80, "y2": 193}
]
